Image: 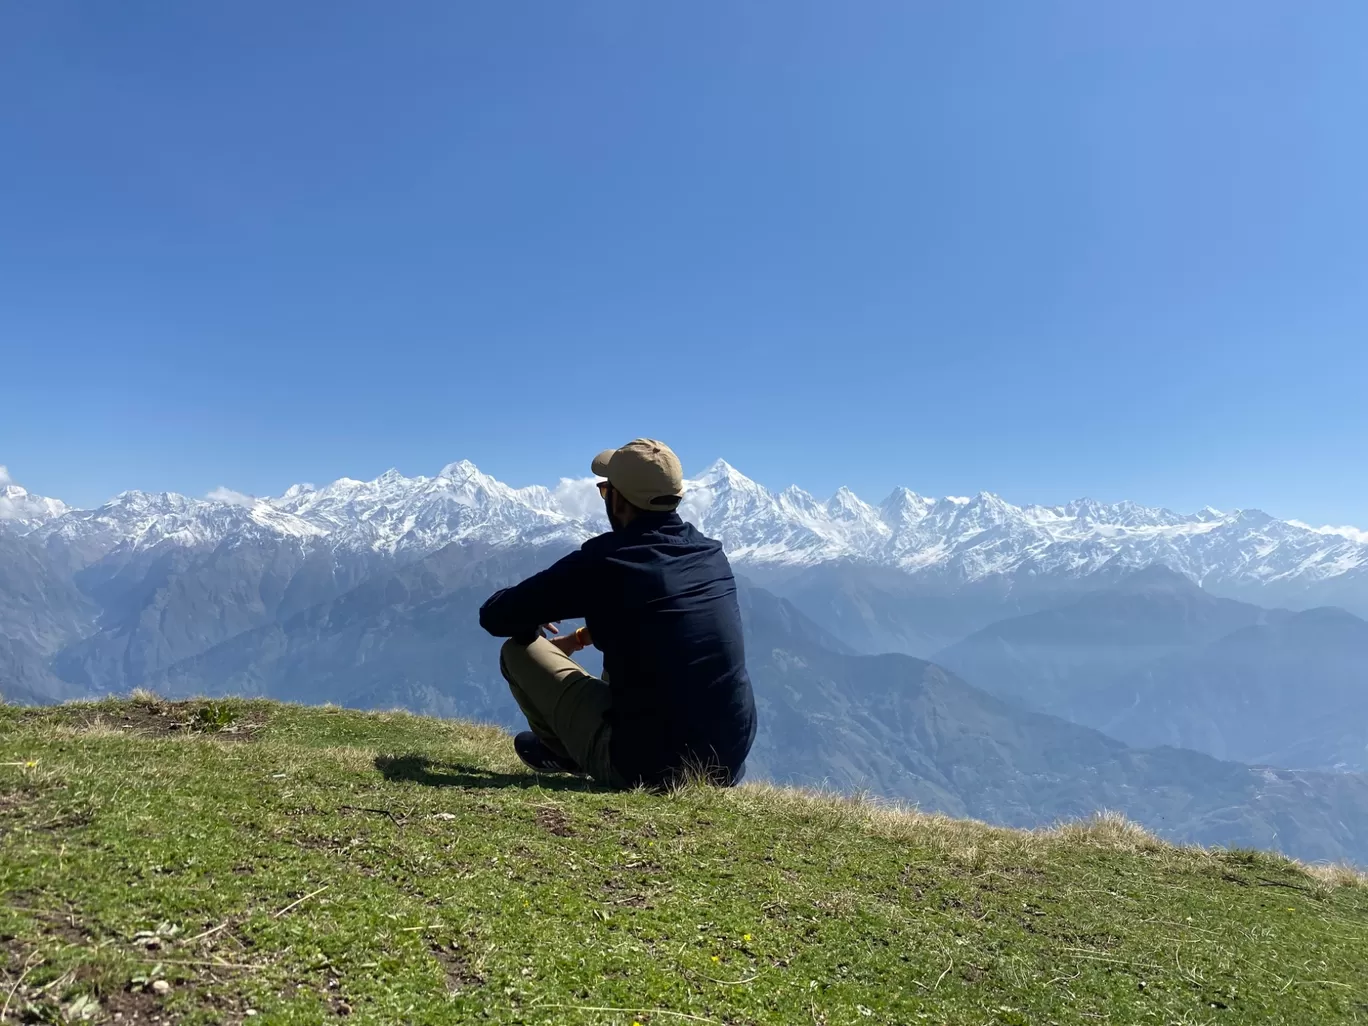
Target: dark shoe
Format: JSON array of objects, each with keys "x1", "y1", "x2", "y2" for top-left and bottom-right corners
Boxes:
[{"x1": 514, "y1": 731, "x2": 583, "y2": 774}]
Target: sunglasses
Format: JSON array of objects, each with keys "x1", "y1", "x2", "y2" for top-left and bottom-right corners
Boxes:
[{"x1": 596, "y1": 481, "x2": 612, "y2": 498}]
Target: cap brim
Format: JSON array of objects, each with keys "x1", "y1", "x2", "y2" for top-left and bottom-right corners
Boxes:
[{"x1": 590, "y1": 449, "x2": 617, "y2": 476}]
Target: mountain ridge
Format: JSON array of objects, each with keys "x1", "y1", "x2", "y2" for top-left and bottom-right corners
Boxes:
[
  {"x1": 934, "y1": 568, "x2": 1368, "y2": 774},
  {"x1": 4, "y1": 461, "x2": 1366, "y2": 609}
]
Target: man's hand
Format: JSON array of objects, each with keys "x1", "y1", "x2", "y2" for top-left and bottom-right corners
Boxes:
[
  {"x1": 548, "y1": 626, "x2": 591, "y2": 656},
  {"x1": 537, "y1": 623, "x2": 575, "y2": 655}
]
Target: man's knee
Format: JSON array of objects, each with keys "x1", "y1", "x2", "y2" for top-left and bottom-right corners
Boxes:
[{"x1": 499, "y1": 637, "x2": 527, "y2": 683}]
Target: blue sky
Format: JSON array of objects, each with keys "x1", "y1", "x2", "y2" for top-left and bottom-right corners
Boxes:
[{"x1": 3, "y1": 2, "x2": 1366, "y2": 524}]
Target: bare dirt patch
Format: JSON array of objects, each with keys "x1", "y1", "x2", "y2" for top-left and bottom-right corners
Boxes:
[
  {"x1": 78, "y1": 702, "x2": 259, "y2": 742},
  {"x1": 3, "y1": 893, "x2": 95, "y2": 947},
  {"x1": 0, "y1": 938, "x2": 42, "y2": 1021},
  {"x1": 33, "y1": 910, "x2": 93, "y2": 947},
  {"x1": 187, "y1": 984, "x2": 262, "y2": 1026},
  {"x1": 534, "y1": 807, "x2": 573, "y2": 837},
  {"x1": 599, "y1": 867, "x2": 658, "y2": 909},
  {"x1": 324, "y1": 975, "x2": 354, "y2": 1017},
  {"x1": 1, "y1": 780, "x2": 93, "y2": 838},
  {"x1": 102, "y1": 984, "x2": 163, "y2": 1023},
  {"x1": 16, "y1": 700, "x2": 260, "y2": 744},
  {"x1": 429, "y1": 939, "x2": 485, "y2": 994},
  {"x1": 0, "y1": 788, "x2": 43, "y2": 839}
]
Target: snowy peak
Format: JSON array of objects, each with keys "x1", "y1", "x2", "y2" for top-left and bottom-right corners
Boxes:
[
  {"x1": 826, "y1": 486, "x2": 875, "y2": 521},
  {"x1": 7, "y1": 458, "x2": 1367, "y2": 593},
  {"x1": 437, "y1": 459, "x2": 483, "y2": 481},
  {"x1": 698, "y1": 457, "x2": 739, "y2": 479},
  {"x1": 263, "y1": 462, "x2": 591, "y2": 553},
  {"x1": 1064, "y1": 497, "x2": 1106, "y2": 522},
  {"x1": 879, "y1": 487, "x2": 934, "y2": 527},
  {"x1": 0, "y1": 482, "x2": 70, "y2": 531},
  {"x1": 680, "y1": 461, "x2": 771, "y2": 521},
  {"x1": 33, "y1": 487, "x2": 324, "y2": 556},
  {"x1": 777, "y1": 485, "x2": 825, "y2": 518},
  {"x1": 690, "y1": 459, "x2": 765, "y2": 496}
]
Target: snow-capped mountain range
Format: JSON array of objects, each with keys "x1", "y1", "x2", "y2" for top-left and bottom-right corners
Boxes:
[
  {"x1": 0, "y1": 482, "x2": 70, "y2": 533},
  {"x1": 5, "y1": 460, "x2": 1367, "y2": 594}
]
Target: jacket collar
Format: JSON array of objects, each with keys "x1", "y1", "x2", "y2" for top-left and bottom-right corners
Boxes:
[{"x1": 619, "y1": 510, "x2": 682, "y2": 536}]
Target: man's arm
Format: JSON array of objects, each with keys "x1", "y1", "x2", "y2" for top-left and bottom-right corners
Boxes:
[{"x1": 478, "y1": 548, "x2": 595, "y2": 644}]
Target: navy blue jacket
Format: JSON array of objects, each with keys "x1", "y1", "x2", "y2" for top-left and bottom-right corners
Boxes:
[{"x1": 479, "y1": 513, "x2": 756, "y2": 787}]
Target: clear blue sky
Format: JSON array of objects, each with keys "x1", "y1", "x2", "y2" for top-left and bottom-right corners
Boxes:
[{"x1": 3, "y1": 2, "x2": 1366, "y2": 524}]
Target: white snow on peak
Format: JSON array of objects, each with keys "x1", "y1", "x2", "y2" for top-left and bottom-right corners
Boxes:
[
  {"x1": 28, "y1": 486, "x2": 323, "y2": 554},
  {"x1": 261, "y1": 462, "x2": 593, "y2": 554},
  {"x1": 700, "y1": 457, "x2": 736, "y2": 475},
  {"x1": 827, "y1": 486, "x2": 872, "y2": 518},
  {"x1": 0, "y1": 481, "x2": 70, "y2": 530},
  {"x1": 9, "y1": 458, "x2": 1367, "y2": 593},
  {"x1": 438, "y1": 459, "x2": 481, "y2": 479}
]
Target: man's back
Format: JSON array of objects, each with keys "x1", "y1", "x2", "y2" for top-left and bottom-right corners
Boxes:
[
  {"x1": 586, "y1": 514, "x2": 755, "y2": 784},
  {"x1": 479, "y1": 511, "x2": 756, "y2": 786}
]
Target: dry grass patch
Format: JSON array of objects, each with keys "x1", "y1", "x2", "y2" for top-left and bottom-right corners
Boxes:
[
  {"x1": 46, "y1": 715, "x2": 135, "y2": 741},
  {"x1": 1304, "y1": 862, "x2": 1368, "y2": 888},
  {"x1": 309, "y1": 745, "x2": 389, "y2": 773},
  {"x1": 1044, "y1": 809, "x2": 1172, "y2": 853},
  {"x1": 724, "y1": 780, "x2": 1040, "y2": 863},
  {"x1": 720, "y1": 782, "x2": 1368, "y2": 892}
]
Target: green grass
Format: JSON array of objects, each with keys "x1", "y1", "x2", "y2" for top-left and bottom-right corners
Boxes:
[{"x1": 2, "y1": 697, "x2": 1366, "y2": 1026}]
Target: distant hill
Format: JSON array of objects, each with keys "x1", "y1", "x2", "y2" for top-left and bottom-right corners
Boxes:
[
  {"x1": 144, "y1": 541, "x2": 552, "y2": 723},
  {"x1": 1, "y1": 698, "x2": 1364, "y2": 1025},
  {"x1": 1087, "y1": 606, "x2": 1368, "y2": 772},
  {"x1": 0, "y1": 532, "x2": 93, "y2": 705},
  {"x1": 935, "y1": 567, "x2": 1368, "y2": 773},
  {"x1": 933, "y1": 566, "x2": 1279, "y2": 714},
  {"x1": 757, "y1": 559, "x2": 1134, "y2": 658}
]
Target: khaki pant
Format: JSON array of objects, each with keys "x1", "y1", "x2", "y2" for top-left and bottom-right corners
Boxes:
[{"x1": 500, "y1": 637, "x2": 623, "y2": 787}]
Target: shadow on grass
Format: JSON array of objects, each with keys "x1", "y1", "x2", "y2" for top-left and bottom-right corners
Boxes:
[{"x1": 375, "y1": 753, "x2": 605, "y2": 793}]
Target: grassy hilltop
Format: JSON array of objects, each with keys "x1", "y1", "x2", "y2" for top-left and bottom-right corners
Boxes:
[{"x1": 2, "y1": 697, "x2": 1366, "y2": 1026}]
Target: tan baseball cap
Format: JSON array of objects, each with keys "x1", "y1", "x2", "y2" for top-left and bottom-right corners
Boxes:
[{"x1": 591, "y1": 438, "x2": 685, "y2": 511}]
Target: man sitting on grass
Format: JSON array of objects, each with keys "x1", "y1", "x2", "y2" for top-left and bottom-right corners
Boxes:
[{"x1": 479, "y1": 438, "x2": 756, "y2": 789}]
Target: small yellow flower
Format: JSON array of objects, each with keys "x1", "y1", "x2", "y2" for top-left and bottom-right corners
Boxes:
[
  {"x1": 710, "y1": 955, "x2": 720, "y2": 963},
  {"x1": 25, "y1": 760, "x2": 38, "y2": 768},
  {"x1": 743, "y1": 933, "x2": 752, "y2": 942}
]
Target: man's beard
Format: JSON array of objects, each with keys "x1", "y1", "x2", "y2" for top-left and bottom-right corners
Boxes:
[{"x1": 605, "y1": 496, "x2": 625, "y2": 532}]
